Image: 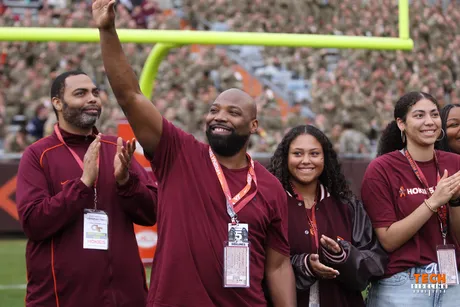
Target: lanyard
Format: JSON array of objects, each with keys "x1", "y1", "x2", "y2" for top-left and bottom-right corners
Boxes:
[
  {"x1": 209, "y1": 147, "x2": 257, "y2": 225},
  {"x1": 54, "y1": 124, "x2": 100, "y2": 209},
  {"x1": 291, "y1": 182, "x2": 320, "y2": 249},
  {"x1": 403, "y1": 149, "x2": 448, "y2": 243}
]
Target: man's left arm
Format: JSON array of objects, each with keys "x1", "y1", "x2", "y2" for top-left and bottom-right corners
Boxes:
[
  {"x1": 117, "y1": 159, "x2": 157, "y2": 226},
  {"x1": 265, "y1": 247, "x2": 296, "y2": 307},
  {"x1": 264, "y1": 186, "x2": 296, "y2": 306}
]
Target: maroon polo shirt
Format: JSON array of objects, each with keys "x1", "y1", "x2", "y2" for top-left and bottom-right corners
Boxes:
[
  {"x1": 16, "y1": 126, "x2": 157, "y2": 307},
  {"x1": 361, "y1": 150, "x2": 460, "y2": 277},
  {"x1": 146, "y1": 118, "x2": 290, "y2": 307}
]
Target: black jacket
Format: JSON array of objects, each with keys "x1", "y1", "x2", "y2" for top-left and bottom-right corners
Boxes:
[{"x1": 288, "y1": 187, "x2": 388, "y2": 306}]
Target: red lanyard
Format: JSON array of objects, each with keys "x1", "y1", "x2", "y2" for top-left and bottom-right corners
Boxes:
[
  {"x1": 291, "y1": 182, "x2": 320, "y2": 249},
  {"x1": 404, "y1": 149, "x2": 448, "y2": 241},
  {"x1": 54, "y1": 124, "x2": 100, "y2": 188},
  {"x1": 209, "y1": 147, "x2": 257, "y2": 224}
]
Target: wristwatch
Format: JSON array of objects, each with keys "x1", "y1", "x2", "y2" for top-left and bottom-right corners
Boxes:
[{"x1": 449, "y1": 198, "x2": 460, "y2": 207}]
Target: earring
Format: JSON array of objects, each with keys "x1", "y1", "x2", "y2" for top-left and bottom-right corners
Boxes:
[
  {"x1": 437, "y1": 129, "x2": 445, "y2": 141},
  {"x1": 401, "y1": 131, "x2": 406, "y2": 143}
]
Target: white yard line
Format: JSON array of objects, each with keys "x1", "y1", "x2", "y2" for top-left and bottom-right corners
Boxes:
[{"x1": 0, "y1": 284, "x2": 26, "y2": 290}]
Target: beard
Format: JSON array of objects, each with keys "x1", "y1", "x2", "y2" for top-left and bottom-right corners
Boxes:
[
  {"x1": 206, "y1": 126, "x2": 250, "y2": 157},
  {"x1": 62, "y1": 101, "x2": 101, "y2": 130}
]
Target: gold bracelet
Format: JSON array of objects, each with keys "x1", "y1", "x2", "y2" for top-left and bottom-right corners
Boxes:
[{"x1": 424, "y1": 199, "x2": 437, "y2": 213}]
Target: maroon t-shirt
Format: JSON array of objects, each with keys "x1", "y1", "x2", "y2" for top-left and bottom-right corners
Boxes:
[
  {"x1": 361, "y1": 150, "x2": 460, "y2": 277},
  {"x1": 146, "y1": 118, "x2": 290, "y2": 307}
]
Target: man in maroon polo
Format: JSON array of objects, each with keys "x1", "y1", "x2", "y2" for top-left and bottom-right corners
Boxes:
[
  {"x1": 92, "y1": 1, "x2": 297, "y2": 306},
  {"x1": 16, "y1": 71, "x2": 157, "y2": 306}
]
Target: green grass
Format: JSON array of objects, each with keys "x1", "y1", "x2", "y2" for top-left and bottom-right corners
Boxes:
[
  {"x1": 0, "y1": 239, "x2": 153, "y2": 307},
  {"x1": 0, "y1": 239, "x2": 27, "y2": 307}
]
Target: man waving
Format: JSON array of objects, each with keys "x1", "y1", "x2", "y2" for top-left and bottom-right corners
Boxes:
[{"x1": 92, "y1": 1, "x2": 296, "y2": 306}]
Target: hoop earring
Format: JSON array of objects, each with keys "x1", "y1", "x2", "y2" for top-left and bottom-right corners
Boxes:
[
  {"x1": 401, "y1": 131, "x2": 406, "y2": 143},
  {"x1": 437, "y1": 129, "x2": 445, "y2": 141}
]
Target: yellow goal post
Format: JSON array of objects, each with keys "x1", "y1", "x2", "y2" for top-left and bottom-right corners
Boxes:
[{"x1": 0, "y1": 0, "x2": 412, "y2": 99}]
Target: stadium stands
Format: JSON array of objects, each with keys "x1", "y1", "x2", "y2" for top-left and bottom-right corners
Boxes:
[{"x1": 0, "y1": 0, "x2": 459, "y2": 156}]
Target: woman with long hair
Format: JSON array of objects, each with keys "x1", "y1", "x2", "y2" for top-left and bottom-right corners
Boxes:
[
  {"x1": 437, "y1": 103, "x2": 460, "y2": 154},
  {"x1": 268, "y1": 125, "x2": 387, "y2": 306},
  {"x1": 362, "y1": 92, "x2": 460, "y2": 306}
]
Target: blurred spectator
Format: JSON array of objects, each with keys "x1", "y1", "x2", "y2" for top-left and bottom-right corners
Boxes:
[
  {"x1": 4, "y1": 126, "x2": 31, "y2": 153},
  {"x1": 26, "y1": 104, "x2": 49, "y2": 141},
  {"x1": 329, "y1": 123, "x2": 343, "y2": 153},
  {"x1": 338, "y1": 122, "x2": 371, "y2": 155}
]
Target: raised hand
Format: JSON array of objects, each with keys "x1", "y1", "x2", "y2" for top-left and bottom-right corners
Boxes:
[
  {"x1": 309, "y1": 254, "x2": 340, "y2": 279},
  {"x1": 92, "y1": 0, "x2": 116, "y2": 30},
  {"x1": 114, "y1": 137, "x2": 135, "y2": 185},
  {"x1": 429, "y1": 170, "x2": 460, "y2": 209},
  {"x1": 81, "y1": 135, "x2": 101, "y2": 187}
]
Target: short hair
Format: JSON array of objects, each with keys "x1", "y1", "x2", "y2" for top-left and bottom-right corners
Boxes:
[{"x1": 50, "y1": 70, "x2": 87, "y2": 118}]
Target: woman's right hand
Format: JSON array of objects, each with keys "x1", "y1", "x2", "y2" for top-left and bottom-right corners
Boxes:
[
  {"x1": 429, "y1": 170, "x2": 460, "y2": 209},
  {"x1": 309, "y1": 254, "x2": 340, "y2": 279}
]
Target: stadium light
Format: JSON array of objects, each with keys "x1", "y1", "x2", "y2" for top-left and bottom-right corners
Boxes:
[{"x1": 0, "y1": 0, "x2": 412, "y2": 98}]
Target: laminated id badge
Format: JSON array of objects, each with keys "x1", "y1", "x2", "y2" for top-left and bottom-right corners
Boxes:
[
  {"x1": 309, "y1": 281, "x2": 320, "y2": 307},
  {"x1": 224, "y1": 223, "x2": 250, "y2": 288},
  {"x1": 83, "y1": 209, "x2": 109, "y2": 250},
  {"x1": 437, "y1": 244, "x2": 459, "y2": 285}
]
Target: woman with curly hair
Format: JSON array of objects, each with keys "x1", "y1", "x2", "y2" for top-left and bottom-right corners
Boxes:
[
  {"x1": 362, "y1": 92, "x2": 460, "y2": 306},
  {"x1": 267, "y1": 125, "x2": 387, "y2": 307},
  {"x1": 437, "y1": 103, "x2": 460, "y2": 154}
]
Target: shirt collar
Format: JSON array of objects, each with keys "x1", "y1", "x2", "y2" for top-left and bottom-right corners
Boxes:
[
  {"x1": 286, "y1": 182, "x2": 330, "y2": 202},
  {"x1": 56, "y1": 124, "x2": 100, "y2": 145}
]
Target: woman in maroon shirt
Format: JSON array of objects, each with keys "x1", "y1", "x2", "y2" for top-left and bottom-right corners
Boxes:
[
  {"x1": 362, "y1": 92, "x2": 460, "y2": 306},
  {"x1": 268, "y1": 125, "x2": 387, "y2": 306}
]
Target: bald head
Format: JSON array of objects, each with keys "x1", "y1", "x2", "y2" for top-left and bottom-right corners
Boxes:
[{"x1": 215, "y1": 88, "x2": 257, "y2": 119}]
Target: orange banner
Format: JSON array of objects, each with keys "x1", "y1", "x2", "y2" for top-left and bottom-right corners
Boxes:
[
  {"x1": 118, "y1": 120, "x2": 152, "y2": 169},
  {"x1": 118, "y1": 121, "x2": 157, "y2": 264}
]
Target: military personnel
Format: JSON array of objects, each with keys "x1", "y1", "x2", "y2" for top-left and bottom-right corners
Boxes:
[
  {"x1": 338, "y1": 122, "x2": 371, "y2": 155},
  {"x1": 260, "y1": 103, "x2": 283, "y2": 131},
  {"x1": 4, "y1": 126, "x2": 31, "y2": 153},
  {"x1": 285, "y1": 111, "x2": 306, "y2": 129},
  {"x1": 328, "y1": 124, "x2": 342, "y2": 153}
]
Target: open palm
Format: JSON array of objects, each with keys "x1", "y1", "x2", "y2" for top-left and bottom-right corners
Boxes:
[
  {"x1": 114, "y1": 137, "x2": 136, "y2": 185},
  {"x1": 92, "y1": 0, "x2": 116, "y2": 29}
]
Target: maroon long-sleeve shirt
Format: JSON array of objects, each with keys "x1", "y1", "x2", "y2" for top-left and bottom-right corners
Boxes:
[{"x1": 16, "y1": 126, "x2": 157, "y2": 307}]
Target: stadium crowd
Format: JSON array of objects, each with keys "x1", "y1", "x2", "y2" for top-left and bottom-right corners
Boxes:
[{"x1": 0, "y1": 0, "x2": 460, "y2": 156}]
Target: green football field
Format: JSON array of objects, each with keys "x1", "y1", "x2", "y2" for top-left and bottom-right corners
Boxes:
[
  {"x1": 0, "y1": 239, "x2": 152, "y2": 307},
  {"x1": 0, "y1": 239, "x2": 27, "y2": 307}
]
